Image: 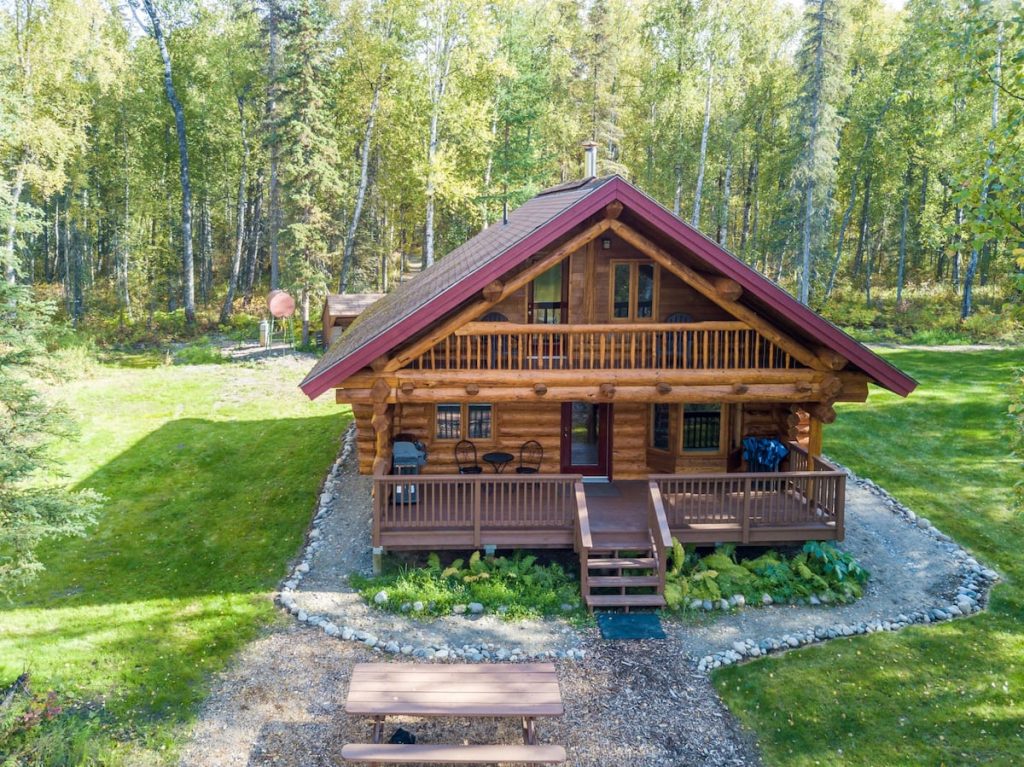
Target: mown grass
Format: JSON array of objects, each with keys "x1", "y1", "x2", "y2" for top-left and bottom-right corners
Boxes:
[
  {"x1": 0, "y1": 357, "x2": 345, "y2": 765},
  {"x1": 716, "y1": 349, "x2": 1024, "y2": 766}
]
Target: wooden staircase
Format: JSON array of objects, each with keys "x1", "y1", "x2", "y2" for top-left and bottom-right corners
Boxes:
[
  {"x1": 575, "y1": 482, "x2": 673, "y2": 613},
  {"x1": 583, "y1": 531, "x2": 666, "y2": 611}
]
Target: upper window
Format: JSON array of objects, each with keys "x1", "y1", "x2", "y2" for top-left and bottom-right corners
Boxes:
[
  {"x1": 610, "y1": 261, "x2": 658, "y2": 320},
  {"x1": 530, "y1": 262, "x2": 566, "y2": 324},
  {"x1": 435, "y1": 403, "x2": 493, "y2": 441},
  {"x1": 682, "y1": 404, "x2": 722, "y2": 452},
  {"x1": 650, "y1": 404, "x2": 671, "y2": 451}
]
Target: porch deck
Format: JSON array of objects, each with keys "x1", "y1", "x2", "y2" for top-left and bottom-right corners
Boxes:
[{"x1": 372, "y1": 451, "x2": 844, "y2": 552}]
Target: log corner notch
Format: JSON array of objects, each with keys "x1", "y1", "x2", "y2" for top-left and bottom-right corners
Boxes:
[{"x1": 814, "y1": 346, "x2": 848, "y2": 371}]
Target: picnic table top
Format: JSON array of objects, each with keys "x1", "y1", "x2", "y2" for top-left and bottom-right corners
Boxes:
[{"x1": 345, "y1": 663, "x2": 564, "y2": 718}]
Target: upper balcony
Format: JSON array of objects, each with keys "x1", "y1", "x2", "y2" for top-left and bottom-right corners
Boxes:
[{"x1": 407, "y1": 321, "x2": 802, "y2": 372}]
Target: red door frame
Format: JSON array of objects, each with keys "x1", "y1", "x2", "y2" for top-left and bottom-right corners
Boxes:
[{"x1": 560, "y1": 402, "x2": 613, "y2": 477}]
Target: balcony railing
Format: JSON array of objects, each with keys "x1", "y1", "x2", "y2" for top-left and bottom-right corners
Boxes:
[{"x1": 409, "y1": 321, "x2": 799, "y2": 371}]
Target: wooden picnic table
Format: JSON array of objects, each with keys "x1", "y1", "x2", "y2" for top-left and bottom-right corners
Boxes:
[{"x1": 345, "y1": 662, "x2": 564, "y2": 746}]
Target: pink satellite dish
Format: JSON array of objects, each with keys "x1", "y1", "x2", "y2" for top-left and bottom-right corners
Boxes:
[{"x1": 267, "y1": 290, "x2": 296, "y2": 319}]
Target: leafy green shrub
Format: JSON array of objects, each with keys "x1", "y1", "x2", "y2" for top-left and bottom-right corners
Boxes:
[
  {"x1": 172, "y1": 337, "x2": 227, "y2": 365},
  {"x1": 665, "y1": 539, "x2": 870, "y2": 610},
  {"x1": 351, "y1": 550, "x2": 582, "y2": 620}
]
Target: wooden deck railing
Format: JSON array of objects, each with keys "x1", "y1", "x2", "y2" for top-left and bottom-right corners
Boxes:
[
  {"x1": 373, "y1": 473, "x2": 583, "y2": 549},
  {"x1": 650, "y1": 459, "x2": 845, "y2": 544},
  {"x1": 408, "y1": 321, "x2": 799, "y2": 371}
]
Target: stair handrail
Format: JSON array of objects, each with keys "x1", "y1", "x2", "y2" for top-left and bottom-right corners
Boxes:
[
  {"x1": 573, "y1": 479, "x2": 592, "y2": 601},
  {"x1": 647, "y1": 480, "x2": 672, "y2": 595}
]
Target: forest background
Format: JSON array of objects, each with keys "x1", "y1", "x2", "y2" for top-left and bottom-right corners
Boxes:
[{"x1": 1, "y1": 0, "x2": 1022, "y2": 347}]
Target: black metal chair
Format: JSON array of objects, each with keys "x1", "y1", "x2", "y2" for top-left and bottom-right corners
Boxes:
[
  {"x1": 515, "y1": 440, "x2": 543, "y2": 474},
  {"x1": 455, "y1": 440, "x2": 483, "y2": 474}
]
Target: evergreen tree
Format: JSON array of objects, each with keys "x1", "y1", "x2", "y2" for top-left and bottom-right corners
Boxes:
[
  {"x1": 279, "y1": 0, "x2": 343, "y2": 345},
  {"x1": 793, "y1": 0, "x2": 848, "y2": 304},
  {"x1": 0, "y1": 281, "x2": 102, "y2": 595}
]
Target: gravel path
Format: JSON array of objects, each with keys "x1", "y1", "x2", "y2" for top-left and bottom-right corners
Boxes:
[{"x1": 179, "y1": 622, "x2": 760, "y2": 767}]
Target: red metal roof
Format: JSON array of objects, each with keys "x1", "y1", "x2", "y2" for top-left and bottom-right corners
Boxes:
[{"x1": 300, "y1": 175, "x2": 916, "y2": 399}]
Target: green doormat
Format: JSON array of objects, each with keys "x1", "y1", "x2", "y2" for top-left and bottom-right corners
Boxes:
[{"x1": 596, "y1": 612, "x2": 666, "y2": 640}]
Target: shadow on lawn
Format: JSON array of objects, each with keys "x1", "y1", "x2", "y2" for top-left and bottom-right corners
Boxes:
[{"x1": 16, "y1": 414, "x2": 342, "y2": 609}]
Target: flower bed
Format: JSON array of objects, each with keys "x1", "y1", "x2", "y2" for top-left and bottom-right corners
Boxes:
[
  {"x1": 351, "y1": 551, "x2": 584, "y2": 620},
  {"x1": 664, "y1": 541, "x2": 869, "y2": 612}
]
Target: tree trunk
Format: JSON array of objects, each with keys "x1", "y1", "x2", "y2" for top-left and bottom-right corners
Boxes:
[
  {"x1": 717, "y1": 151, "x2": 732, "y2": 246},
  {"x1": 952, "y1": 205, "x2": 962, "y2": 291},
  {"x1": 198, "y1": 197, "x2": 212, "y2": 306},
  {"x1": 300, "y1": 286, "x2": 310, "y2": 347},
  {"x1": 424, "y1": 31, "x2": 454, "y2": 269},
  {"x1": 243, "y1": 168, "x2": 264, "y2": 307},
  {"x1": 340, "y1": 65, "x2": 384, "y2": 292},
  {"x1": 4, "y1": 165, "x2": 26, "y2": 283},
  {"x1": 962, "y1": 20, "x2": 1001, "y2": 319},
  {"x1": 825, "y1": 172, "x2": 859, "y2": 299},
  {"x1": 691, "y1": 63, "x2": 712, "y2": 228},
  {"x1": 220, "y1": 93, "x2": 249, "y2": 325},
  {"x1": 896, "y1": 164, "x2": 911, "y2": 305},
  {"x1": 673, "y1": 163, "x2": 683, "y2": 217},
  {"x1": 141, "y1": 0, "x2": 195, "y2": 324},
  {"x1": 119, "y1": 128, "x2": 132, "y2": 322},
  {"x1": 740, "y1": 155, "x2": 758, "y2": 257},
  {"x1": 266, "y1": 0, "x2": 281, "y2": 291},
  {"x1": 852, "y1": 172, "x2": 871, "y2": 276}
]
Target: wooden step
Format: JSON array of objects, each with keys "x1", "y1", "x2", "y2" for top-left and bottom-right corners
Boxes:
[
  {"x1": 585, "y1": 593, "x2": 666, "y2": 608},
  {"x1": 587, "y1": 557, "x2": 657, "y2": 569},
  {"x1": 587, "y1": 575, "x2": 661, "y2": 588},
  {"x1": 589, "y1": 539, "x2": 652, "y2": 551},
  {"x1": 341, "y1": 743, "x2": 566, "y2": 764}
]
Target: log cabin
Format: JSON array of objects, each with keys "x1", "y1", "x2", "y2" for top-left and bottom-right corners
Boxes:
[{"x1": 299, "y1": 160, "x2": 916, "y2": 610}]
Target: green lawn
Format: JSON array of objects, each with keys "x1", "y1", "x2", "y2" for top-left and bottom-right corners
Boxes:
[
  {"x1": 0, "y1": 357, "x2": 346, "y2": 764},
  {"x1": 716, "y1": 349, "x2": 1024, "y2": 766}
]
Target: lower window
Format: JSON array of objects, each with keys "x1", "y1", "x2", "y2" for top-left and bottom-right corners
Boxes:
[
  {"x1": 435, "y1": 403, "x2": 493, "y2": 441},
  {"x1": 650, "y1": 403, "x2": 671, "y2": 450},
  {"x1": 682, "y1": 404, "x2": 721, "y2": 452}
]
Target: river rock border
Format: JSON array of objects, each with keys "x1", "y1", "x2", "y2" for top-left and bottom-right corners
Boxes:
[
  {"x1": 695, "y1": 460, "x2": 999, "y2": 672},
  {"x1": 275, "y1": 429, "x2": 997, "y2": 667}
]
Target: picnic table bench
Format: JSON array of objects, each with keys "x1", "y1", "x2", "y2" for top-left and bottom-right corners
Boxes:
[{"x1": 341, "y1": 662, "x2": 566, "y2": 765}]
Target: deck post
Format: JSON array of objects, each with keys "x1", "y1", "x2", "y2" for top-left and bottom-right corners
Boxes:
[
  {"x1": 741, "y1": 476, "x2": 751, "y2": 544},
  {"x1": 473, "y1": 480, "x2": 482, "y2": 548},
  {"x1": 836, "y1": 473, "x2": 846, "y2": 539}
]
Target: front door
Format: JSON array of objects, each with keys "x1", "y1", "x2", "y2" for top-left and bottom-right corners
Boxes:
[{"x1": 560, "y1": 402, "x2": 612, "y2": 477}]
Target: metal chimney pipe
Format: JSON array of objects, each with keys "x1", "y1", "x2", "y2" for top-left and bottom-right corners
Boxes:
[{"x1": 582, "y1": 141, "x2": 598, "y2": 178}]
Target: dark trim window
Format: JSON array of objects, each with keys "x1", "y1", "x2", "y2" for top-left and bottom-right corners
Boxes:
[
  {"x1": 436, "y1": 404, "x2": 462, "y2": 440},
  {"x1": 468, "y1": 403, "x2": 492, "y2": 439},
  {"x1": 651, "y1": 404, "x2": 671, "y2": 450},
  {"x1": 682, "y1": 404, "x2": 722, "y2": 452},
  {"x1": 436, "y1": 403, "x2": 494, "y2": 441}
]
